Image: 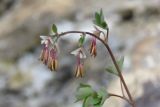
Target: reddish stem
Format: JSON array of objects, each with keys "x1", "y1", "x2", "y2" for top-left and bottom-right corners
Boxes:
[
  {"x1": 55, "y1": 30, "x2": 135, "y2": 107},
  {"x1": 108, "y1": 93, "x2": 131, "y2": 105}
]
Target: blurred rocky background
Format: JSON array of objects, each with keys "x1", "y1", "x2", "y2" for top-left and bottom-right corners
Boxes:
[{"x1": 0, "y1": 0, "x2": 160, "y2": 107}]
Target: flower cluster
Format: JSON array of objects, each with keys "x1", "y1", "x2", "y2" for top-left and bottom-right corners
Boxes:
[
  {"x1": 39, "y1": 36, "x2": 58, "y2": 71},
  {"x1": 39, "y1": 29, "x2": 101, "y2": 77}
]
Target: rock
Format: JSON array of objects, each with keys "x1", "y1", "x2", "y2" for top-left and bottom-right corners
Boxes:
[
  {"x1": 131, "y1": 36, "x2": 160, "y2": 69},
  {"x1": 125, "y1": 81, "x2": 160, "y2": 107},
  {"x1": 0, "y1": 0, "x2": 16, "y2": 17},
  {"x1": 103, "y1": 67, "x2": 160, "y2": 107},
  {"x1": 0, "y1": 0, "x2": 76, "y2": 61}
]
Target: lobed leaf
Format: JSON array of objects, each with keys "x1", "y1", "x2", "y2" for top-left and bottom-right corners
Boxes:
[
  {"x1": 83, "y1": 96, "x2": 102, "y2": 107},
  {"x1": 97, "y1": 88, "x2": 109, "y2": 105},
  {"x1": 93, "y1": 9, "x2": 108, "y2": 30},
  {"x1": 76, "y1": 84, "x2": 109, "y2": 107},
  {"x1": 75, "y1": 84, "x2": 94, "y2": 102}
]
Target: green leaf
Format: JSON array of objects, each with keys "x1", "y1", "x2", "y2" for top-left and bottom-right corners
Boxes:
[
  {"x1": 82, "y1": 97, "x2": 87, "y2": 107},
  {"x1": 92, "y1": 97, "x2": 101, "y2": 105},
  {"x1": 117, "y1": 56, "x2": 124, "y2": 70},
  {"x1": 100, "y1": 9, "x2": 104, "y2": 21},
  {"x1": 105, "y1": 56, "x2": 124, "y2": 76},
  {"x1": 78, "y1": 35, "x2": 85, "y2": 46},
  {"x1": 76, "y1": 83, "x2": 109, "y2": 107},
  {"x1": 94, "y1": 12, "x2": 101, "y2": 25},
  {"x1": 105, "y1": 66, "x2": 118, "y2": 76},
  {"x1": 93, "y1": 9, "x2": 108, "y2": 30},
  {"x1": 101, "y1": 21, "x2": 107, "y2": 29},
  {"x1": 91, "y1": 93, "x2": 101, "y2": 105},
  {"x1": 83, "y1": 96, "x2": 93, "y2": 107},
  {"x1": 75, "y1": 84, "x2": 94, "y2": 102},
  {"x1": 52, "y1": 24, "x2": 57, "y2": 33},
  {"x1": 83, "y1": 96, "x2": 101, "y2": 107},
  {"x1": 97, "y1": 88, "x2": 109, "y2": 105}
]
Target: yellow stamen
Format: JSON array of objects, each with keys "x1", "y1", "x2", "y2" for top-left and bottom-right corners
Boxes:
[
  {"x1": 75, "y1": 65, "x2": 84, "y2": 78},
  {"x1": 51, "y1": 59, "x2": 58, "y2": 71},
  {"x1": 90, "y1": 43, "x2": 97, "y2": 57}
]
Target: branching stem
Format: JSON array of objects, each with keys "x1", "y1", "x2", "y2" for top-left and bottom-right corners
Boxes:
[
  {"x1": 54, "y1": 30, "x2": 135, "y2": 107},
  {"x1": 108, "y1": 93, "x2": 131, "y2": 105}
]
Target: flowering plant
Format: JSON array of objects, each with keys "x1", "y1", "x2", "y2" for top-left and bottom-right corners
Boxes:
[{"x1": 39, "y1": 9, "x2": 136, "y2": 107}]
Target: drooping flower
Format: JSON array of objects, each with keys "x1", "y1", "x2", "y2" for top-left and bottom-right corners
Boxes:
[
  {"x1": 75, "y1": 62, "x2": 84, "y2": 77},
  {"x1": 39, "y1": 44, "x2": 49, "y2": 65},
  {"x1": 39, "y1": 35, "x2": 59, "y2": 70},
  {"x1": 48, "y1": 46, "x2": 58, "y2": 71},
  {"x1": 39, "y1": 36, "x2": 52, "y2": 64},
  {"x1": 89, "y1": 37, "x2": 97, "y2": 57},
  {"x1": 71, "y1": 47, "x2": 86, "y2": 77}
]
